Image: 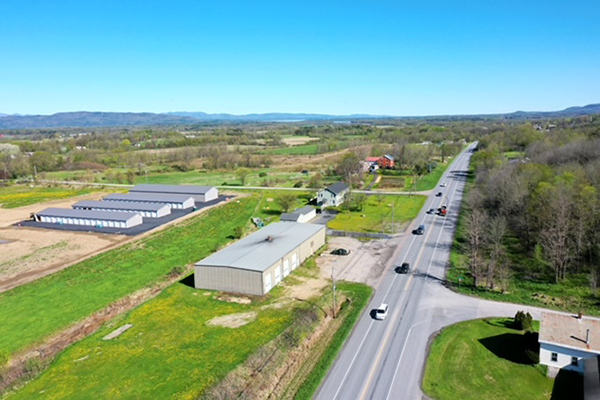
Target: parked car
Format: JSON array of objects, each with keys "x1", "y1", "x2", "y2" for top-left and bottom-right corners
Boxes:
[
  {"x1": 395, "y1": 262, "x2": 410, "y2": 274},
  {"x1": 412, "y1": 224, "x2": 425, "y2": 235},
  {"x1": 331, "y1": 248, "x2": 351, "y2": 256},
  {"x1": 374, "y1": 303, "x2": 389, "y2": 320},
  {"x1": 436, "y1": 192, "x2": 443, "y2": 197}
]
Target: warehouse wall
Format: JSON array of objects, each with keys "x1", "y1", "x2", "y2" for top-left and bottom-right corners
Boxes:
[{"x1": 194, "y1": 266, "x2": 263, "y2": 296}]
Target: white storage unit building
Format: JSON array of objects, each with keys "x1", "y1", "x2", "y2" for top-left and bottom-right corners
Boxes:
[
  {"x1": 280, "y1": 206, "x2": 316, "y2": 223},
  {"x1": 35, "y1": 208, "x2": 143, "y2": 228},
  {"x1": 102, "y1": 193, "x2": 195, "y2": 209},
  {"x1": 72, "y1": 200, "x2": 171, "y2": 218},
  {"x1": 129, "y1": 184, "x2": 218, "y2": 203},
  {"x1": 194, "y1": 222, "x2": 326, "y2": 296}
]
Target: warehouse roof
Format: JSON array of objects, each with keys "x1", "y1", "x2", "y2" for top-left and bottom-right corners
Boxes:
[
  {"x1": 103, "y1": 192, "x2": 194, "y2": 203},
  {"x1": 73, "y1": 200, "x2": 167, "y2": 212},
  {"x1": 130, "y1": 184, "x2": 215, "y2": 195},
  {"x1": 196, "y1": 222, "x2": 325, "y2": 272},
  {"x1": 37, "y1": 207, "x2": 141, "y2": 222}
]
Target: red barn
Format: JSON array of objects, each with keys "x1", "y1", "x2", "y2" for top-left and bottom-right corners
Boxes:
[{"x1": 378, "y1": 154, "x2": 395, "y2": 169}]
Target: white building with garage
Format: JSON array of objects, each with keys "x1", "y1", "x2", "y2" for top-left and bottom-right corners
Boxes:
[
  {"x1": 35, "y1": 208, "x2": 143, "y2": 228},
  {"x1": 72, "y1": 200, "x2": 171, "y2": 218},
  {"x1": 129, "y1": 184, "x2": 218, "y2": 203},
  {"x1": 194, "y1": 222, "x2": 326, "y2": 296},
  {"x1": 280, "y1": 205, "x2": 316, "y2": 223},
  {"x1": 102, "y1": 193, "x2": 195, "y2": 209}
]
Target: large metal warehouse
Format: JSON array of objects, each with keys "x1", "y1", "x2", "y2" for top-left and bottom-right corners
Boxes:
[
  {"x1": 194, "y1": 222, "x2": 326, "y2": 296},
  {"x1": 72, "y1": 200, "x2": 171, "y2": 218},
  {"x1": 34, "y1": 208, "x2": 143, "y2": 228},
  {"x1": 102, "y1": 193, "x2": 195, "y2": 209},
  {"x1": 129, "y1": 184, "x2": 218, "y2": 203}
]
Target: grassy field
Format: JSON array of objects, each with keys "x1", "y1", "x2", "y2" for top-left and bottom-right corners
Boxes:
[
  {"x1": 328, "y1": 194, "x2": 426, "y2": 233},
  {"x1": 423, "y1": 318, "x2": 554, "y2": 400},
  {"x1": 0, "y1": 186, "x2": 96, "y2": 208},
  {"x1": 9, "y1": 283, "x2": 293, "y2": 400},
  {"x1": 264, "y1": 144, "x2": 320, "y2": 155},
  {"x1": 413, "y1": 159, "x2": 454, "y2": 191},
  {"x1": 0, "y1": 196, "x2": 270, "y2": 357}
]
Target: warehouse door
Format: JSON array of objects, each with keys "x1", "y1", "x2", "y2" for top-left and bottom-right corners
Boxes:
[
  {"x1": 274, "y1": 265, "x2": 282, "y2": 284},
  {"x1": 283, "y1": 260, "x2": 290, "y2": 277},
  {"x1": 264, "y1": 273, "x2": 272, "y2": 293},
  {"x1": 291, "y1": 254, "x2": 298, "y2": 270}
]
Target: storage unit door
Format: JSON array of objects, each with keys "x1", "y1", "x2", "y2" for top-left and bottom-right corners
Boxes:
[
  {"x1": 264, "y1": 273, "x2": 272, "y2": 293},
  {"x1": 292, "y1": 253, "x2": 298, "y2": 270},
  {"x1": 283, "y1": 260, "x2": 290, "y2": 277},
  {"x1": 274, "y1": 265, "x2": 282, "y2": 284}
]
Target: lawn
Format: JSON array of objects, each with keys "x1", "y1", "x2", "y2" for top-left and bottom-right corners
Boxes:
[
  {"x1": 413, "y1": 159, "x2": 454, "y2": 191},
  {"x1": 423, "y1": 318, "x2": 555, "y2": 400},
  {"x1": 265, "y1": 144, "x2": 320, "y2": 155},
  {"x1": 0, "y1": 185, "x2": 96, "y2": 208},
  {"x1": 9, "y1": 283, "x2": 293, "y2": 400},
  {"x1": 0, "y1": 196, "x2": 269, "y2": 357},
  {"x1": 328, "y1": 194, "x2": 426, "y2": 233}
]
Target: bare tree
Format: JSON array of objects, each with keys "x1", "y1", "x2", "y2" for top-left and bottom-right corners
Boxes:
[
  {"x1": 486, "y1": 216, "x2": 507, "y2": 289},
  {"x1": 466, "y1": 208, "x2": 488, "y2": 287}
]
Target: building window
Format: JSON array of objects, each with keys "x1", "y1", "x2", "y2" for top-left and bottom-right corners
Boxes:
[
  {"x1": 551, "y1": 352, "x2": 558, "y2": 362},
  {"x1": 572, "y1": 356, "x2": 578, "y2": 366}
]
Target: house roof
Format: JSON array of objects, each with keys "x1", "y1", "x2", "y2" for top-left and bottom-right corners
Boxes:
[
  {"x1": 325, "y1": 182, "x2": 349, "y2": 195},
  {"x1": 72, "y1": 200, "x2": 168, "y2": 212},
  {"x1": 37, "y1": 207, "x2": 140, "y2": 222},
  {"x1": 103, "y1": 192, "x2": 194, "y2": 204},
  {"x1": 366, "y1": 157, "x2": 380, "y2": 162},
  {"x1": 280, "y1": 206, "x2": 315, "y2": 221},
  {"x1": 539, "y1": 313, "x2": 600, "y2": 354},
  {"x1": 384, "y1": 154, "x2": 395, "y2": 160},
  {"x1": 584, "y1": 357, "x2": 600, "y2": 400},
  {"x1": 130, "y1": 184, "x2": 216, "y2": 195},
  {"x1": 195, "y1": 222, "x2": 325, "y2": 272}
]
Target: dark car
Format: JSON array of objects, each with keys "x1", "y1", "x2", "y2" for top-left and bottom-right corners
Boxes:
[
  {"x1": 395, "y1": 262, "x2": 410, "y2": 274},
  {"x1": 436, "y1": 192, "x2": 443, "y2": 197},
  {"x1": 331, "y1": 248, "x2": 351, "y2": 256},
  {"x1": 426, "y1": 208, "x2": 435, "y2": 214},
  {"x1": 412, "y1": 224, "x2": 425, "y2": 235}
]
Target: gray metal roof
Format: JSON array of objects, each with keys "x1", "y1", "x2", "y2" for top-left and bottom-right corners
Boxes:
[
  {"x1": 195, "y1": 222, "x2": 325, "y2": 272},
  {"x1": 103, "y1": 192, "x2": 194, "y2": 203},
  {"x1": 280, "y1": 213, "x2": 300, "y2": 222},
  {"x1": 280, "y1": 206, "x2": 315, "y2": 221},
  {"x1": 291, "y1": 205, "x2": 315, "y2": 215},
  {"x1": 37, "y1": 207, "x2": 141, "y2": 222},
  {"x1": 72, "y1": 200, "x2": 167, "y2": 212},
  {"x1": 130, "y1": 184, "x2": 215, "y2": 195},
  {"x1": 325, "y1": 182, "x2": 349, "y2": 195}
]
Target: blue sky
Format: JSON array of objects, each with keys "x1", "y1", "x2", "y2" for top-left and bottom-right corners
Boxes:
[{"x1": 1, "y1": 1, "x2": 599, "y2": 116}]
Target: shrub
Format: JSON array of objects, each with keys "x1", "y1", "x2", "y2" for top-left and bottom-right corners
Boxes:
[
  {"x1": 259, "y1": 172, "x2": 267, "y2": 177},
  {"x1": 514, "y1": 311, "x2": 533, "y2": 332},
  {"x1": 293, "y1": 181, "x2": 303, "y2": 188}
]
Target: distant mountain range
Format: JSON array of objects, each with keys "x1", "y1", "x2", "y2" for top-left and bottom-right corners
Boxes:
[{"x1": 0, "y1": 104, "x2": 599, "y2": 129}]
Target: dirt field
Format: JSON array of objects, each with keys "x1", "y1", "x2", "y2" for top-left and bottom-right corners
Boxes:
[{"x1": 0, "y1": 192, "x2": 131, "y2": 292}]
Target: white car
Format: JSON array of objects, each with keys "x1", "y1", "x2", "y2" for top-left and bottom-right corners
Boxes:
[
  {"x1": 374, "y1": 303, "x2": 389, "y2": 320},
  {"x1": 440, "y1": 182, "x2": 447, "y2": 187}
]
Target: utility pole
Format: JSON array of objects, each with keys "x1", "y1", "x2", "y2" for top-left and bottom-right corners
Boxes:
[{"x1": 332, "y1": 264, "x2": 337, "y2": 319}]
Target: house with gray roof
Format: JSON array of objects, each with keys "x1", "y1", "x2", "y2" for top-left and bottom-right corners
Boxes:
[{"x1": 317, "y1": 182, "x2": 349, "y2": 207}]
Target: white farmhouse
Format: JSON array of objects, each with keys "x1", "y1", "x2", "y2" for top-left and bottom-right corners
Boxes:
[
  {"x1": 317, "y1": 182, "x2": 349, "y2": 207},
  {"x1": 539, "y1": 312, "x2": 600, "y2": 379}
]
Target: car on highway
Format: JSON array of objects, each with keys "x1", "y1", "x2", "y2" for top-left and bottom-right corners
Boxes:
[
  {"x1": 440, "y1": 182, "x2": 447, "y2": 187},
  {"x1": 436, "y1": 192, "x2": 443, "y2": 197},
  {"x1": 426, "y1": 208, "x2": 435, "y2": 214},
  {"x1": 395, "y1": 262, "x2": 409, "y2": 274},
  {"x1": 374, "y1": 303, "x2": 389, "y2": 320},
  {"x1": 331, "y1": 248, "x2": 351, "y2": 256},
  {"x1": 412, "y1": 224, "x2": 425, "y2": 235}
]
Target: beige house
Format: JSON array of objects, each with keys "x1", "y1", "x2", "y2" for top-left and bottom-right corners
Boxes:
[{"x1": 194, "y1": 222, "x2": 326, "y2": 295}]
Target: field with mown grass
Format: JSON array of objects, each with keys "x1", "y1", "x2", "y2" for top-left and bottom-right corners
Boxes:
[
  {"x1": 423, "y1": 318, "x2": 557, "y2": 400},
  {"x1": 264, "y1": 144, "x2": 320, "y2": 155},
  {"x1": 0, "y1": 196, "x2": 273, "y2": 358},
  {"x1": 327, "y1": 194, "x2": 426, "y2": 233},
  {"x1": 0, "y1": 186, "x2": 96, "y2": 208}
]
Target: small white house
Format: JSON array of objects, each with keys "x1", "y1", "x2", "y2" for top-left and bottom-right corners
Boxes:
[
  {"x1": 317, "y1": 182, "x2": 349, "y2": 207},
  {"x1": 280, "y1": 206, "x2": 316, "y2": 223},
  {"x1": 539, "y1": 312, "x2": 600, "y2": 377}
]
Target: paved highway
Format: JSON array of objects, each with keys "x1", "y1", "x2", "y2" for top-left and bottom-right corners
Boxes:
[{"x1": 314, "y1": 143, "x2": 548, "y2": 400}]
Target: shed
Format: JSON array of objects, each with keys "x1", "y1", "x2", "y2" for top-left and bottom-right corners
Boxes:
[
  {"x1": 130, "y1": 184, "x2": 218, "y2": 203},
  {"x1": 72, "y1": 200, "x2": 171, "y2": 218},
  {"x1": 35, "y1": 208, "x2": 143, "y2": 228},
  {"x1": 194, "y1": 222, "x2": 326, "y2": 295},
  {"x1": 280, "y1": 206, "x2": 316, "y2": 223},
  {"x1": 102, "y1": 193, "x2": 195, "y2": 209}
]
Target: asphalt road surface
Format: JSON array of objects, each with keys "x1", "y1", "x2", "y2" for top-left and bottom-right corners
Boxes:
[{"x1": 315, "y1": 144, "x2": 547, "y2": 400}]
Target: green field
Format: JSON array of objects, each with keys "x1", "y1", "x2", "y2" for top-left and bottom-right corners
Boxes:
[
  {"x1": 265, "y1": 144, "x2": 320, "y2": 155},
  {"x1": 328, "y1": 194, "x2": 426, "y2": 233},
  {"x1": 413, "y1": 158, "x2": 454, "y2": 191},
  {"x1": 423, "y1": 318, "x2": 554, "y2": 400},
  {"x1": 0, "y1": 186, "x2": 96, "y2": 208},
  {"x1": 0, "y1": 196, "x2": 271, "y2": 358}
]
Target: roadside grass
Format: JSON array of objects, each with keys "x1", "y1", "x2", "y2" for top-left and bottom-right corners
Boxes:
[
  {"x1": 413, "y1": 159, "x2": 454, "y2": 191},
  {"x1": 328, "y1": 195, "x2": 426, "y2": 233},
  {"x1": 264, "y1": 144, "x2": 320, "y2": 155},
  {"x1": 9, "y1": 283, "x2": 293, "y2": 400},
  {"x1": 0, "y1": 196, "x2": 267, "y2": 357},
  {"x1": 0, "y1": 186, "x2": 95, "y2": 208},
  {"x1": 423, "y1": 318, "x2": 554, "y2": 400},
  {"x1": 293, "y1": 282, "x2": 373, "y2": 400}
]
